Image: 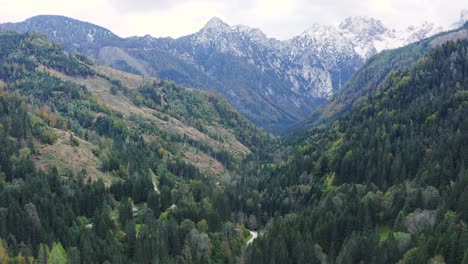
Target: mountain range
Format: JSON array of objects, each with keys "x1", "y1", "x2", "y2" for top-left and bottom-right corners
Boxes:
[
  {"x1": 1, "y1": 11, "x2": 466, "y2": 131},
  {"x1": 0, "y1": 11, "x2": 467, "y2": 263}
]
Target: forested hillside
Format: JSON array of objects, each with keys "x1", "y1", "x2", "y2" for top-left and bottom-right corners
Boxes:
[
  {"x1": 0, "y1": 31, "x2": 269, "y2": 263},
  {"x1": 296, "y1": 26, "x2": 467, "y2": 132},
  {"x1": 0, "y1": 26, "x2": 466, "y2": 264},
  {"x1": 243, "y1": 39, "x2": 468, "y2": 263}
]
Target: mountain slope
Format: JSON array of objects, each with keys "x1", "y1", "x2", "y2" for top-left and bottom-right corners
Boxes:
[
  {"x1": 294, "y1": 25, "x2": 468, "y2": 132},
  {"x1": 124, "y1": 18, "x2": 328, "y2": 129},
  {"x1": 0, "y1": 30, "x2": 274, "y2": 263},
  {"x1": 3, "y1": 14, "x2": 462, "y2": 131},
  {"x1": 241, "y1": 37, "x2": 468, "y2": 264},
  {"x1": 0, "y1": 31, "x2": 269, "y2": 179},
  {"x1": 0, "y1": 19, "x2": 467, "y2": 264},
  {"x1": 1, "y1": 15, "x2": 122, "y2": 56}
]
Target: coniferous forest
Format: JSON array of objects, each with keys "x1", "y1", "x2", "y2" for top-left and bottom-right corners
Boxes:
[{"x1": 0, "y1": 25, "x2": 467, "y2": 264}]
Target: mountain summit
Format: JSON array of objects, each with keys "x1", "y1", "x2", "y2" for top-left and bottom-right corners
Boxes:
[
  {"x1": 339, "y1": 16, "x2": 387, "y2": 37},
  {"x1": 202, "y1": 17, "x2": 230, "y2": 30}
]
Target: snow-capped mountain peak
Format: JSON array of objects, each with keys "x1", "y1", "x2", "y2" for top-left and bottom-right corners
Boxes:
[
  {"x1": 190, "y1": 17, "x2": 273, "y2": 56},
  {"x1": 339, "y1": 16, "x2": 387, "y2": 37},
  {"x1": 303, "y1": 23, "x2": 340, "y2": 37},
  {"x1": 338, "y1": 17, "x2": 387, "y2": 59},
  {"x1": 198, "y1": 17, "x2": 271, "y2": 45},
  {"x1": 402, "y1": 21, "x2": 443, "y2": 43},
  {"x1": 450, "y1": 9, "x2": 468, "y2": 29},
  {"x1": 458, "y1": 9, "x2": 468, "y2": 24},
  {"x1": 339, "y1": 17, "x2": 447, "y2": 58},
  {"x1": 298, "y1": 23, "x2": 355, "y2": 56},
  {"x1": 202, "y1": 17, "x2": 230, "y2": 31},
  {"x1": 461, "y1": 9, "x2": 468, "y2": 21},
  {"x1": 192, "y1": 17, "x2": 234, "y2": 48}
]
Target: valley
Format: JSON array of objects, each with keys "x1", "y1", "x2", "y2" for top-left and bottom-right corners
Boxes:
[{"x1": 0, "y1": 11, "x2": 466, "y2": 264}]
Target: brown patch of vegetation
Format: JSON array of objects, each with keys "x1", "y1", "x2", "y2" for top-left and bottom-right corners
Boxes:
[
  {"x1": 40, "y1": 65, "x2": 252, "y2": 174},
  {"x1": 205, "y1": 125, "x2": 251, "y2": 158},
  {"x1": 96, "y1": 91, "x2": 251, "y2": 161},
  {"x1": 184, "y1": 150, "x2": 225, "y2": 176},
  {"x1": 97, "y1": 66, "x2": 151, "y2": 90},
  {"x1": 33, "y1": 129, "x2": 110, "y2": 184}
]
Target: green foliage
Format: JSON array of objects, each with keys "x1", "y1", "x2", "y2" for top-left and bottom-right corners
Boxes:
[
  {"x1": 131, "y1": 80, "x2": 270, "y2": 157},
  {"x1": 0, "y1": 32, "x2": 95, "y2": 78},
  {"x1": 0, "y1": 30, "x2": 466, "y2": 264},
  {"x1": 243, "y1": 40, "x2": 468, "y2": 263},
  {"x1": 0, "y1": 31, "x2": 260, "y2": 264},
  {"x1": 197, "y1": 219, "x2": 209, "y2": 232},
  {"x1": 49, "y1": 242, "x2": 68, "y2": 264}
]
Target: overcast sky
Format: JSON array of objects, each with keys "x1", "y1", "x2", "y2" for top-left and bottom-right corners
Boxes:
[{"x1": 0, "y1": 0, "x2": 466, "y2": 39}]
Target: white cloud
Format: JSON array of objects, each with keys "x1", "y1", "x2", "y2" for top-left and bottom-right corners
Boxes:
[
  {"x1": 113, "y1": 1, "x2": 227, "y2": 37},
  {"x1": 0, "y1": 0, "x2": 465, "y2": 39}
]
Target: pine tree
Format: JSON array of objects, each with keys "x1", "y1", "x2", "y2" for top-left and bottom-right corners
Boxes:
[
  {"x1": 119, "y1": 198, "x2": 133, "y2": 226},
  {"x1": 49, "y1": 242, "x2": 68, "y2": 264},
  {"x1": 68, "y1": 247, "x2": 80, "y2": 264},
  {"x1": 37, "y1": 244, "x2": 49, "y2": 264}
]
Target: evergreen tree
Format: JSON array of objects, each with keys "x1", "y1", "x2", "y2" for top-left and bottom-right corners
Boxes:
[{"x1": 49, "y1": 243, "x2": 68, "y2": 264}]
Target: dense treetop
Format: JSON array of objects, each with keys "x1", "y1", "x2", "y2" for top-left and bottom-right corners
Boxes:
[{"x1": 0, "y1": 28, "x2": 466, "y2": 263}]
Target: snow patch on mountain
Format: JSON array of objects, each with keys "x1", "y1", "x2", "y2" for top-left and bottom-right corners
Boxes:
[
  {"x1": 180, "y1": 14, "x2": 455, "y2": 101},
  {"x1": 337, "y1": 16, "x2": 445, "y2": 59},
  {"x1": 450, "y1": 9, "x2": 468, "y2": 29}
]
